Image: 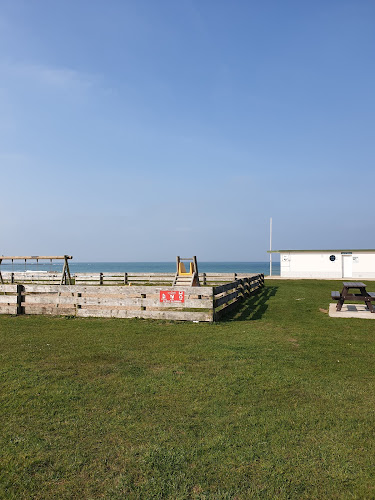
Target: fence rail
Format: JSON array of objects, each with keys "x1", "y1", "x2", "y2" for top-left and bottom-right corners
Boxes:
[
  {"x1": 1, "y1": 272, "x2": 253, "y2": 285},
  {"x1": 0, "y1": 273, "x2": 64, "y2": 284},
  {"x1": 0, "y1": 274, "x2": 264, "y2": 322}
]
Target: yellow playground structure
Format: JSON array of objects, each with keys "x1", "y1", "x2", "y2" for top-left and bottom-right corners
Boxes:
[{"x1": 173, "y1": 256, "x2": 200, "y2": 287}]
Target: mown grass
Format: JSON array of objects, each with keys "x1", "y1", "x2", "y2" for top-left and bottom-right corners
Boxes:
[{"x1": 0, "y1": 279, "x2": 374, "y2": 499}]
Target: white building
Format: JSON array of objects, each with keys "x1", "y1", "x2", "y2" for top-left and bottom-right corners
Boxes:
[{"x1": 269, "y1": 249, "x2": 375, "y2": 279}]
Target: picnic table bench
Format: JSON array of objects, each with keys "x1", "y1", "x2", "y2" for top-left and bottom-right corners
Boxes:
[{"x1": 331, "y1": 282, "x2": 375, "y2": 313}]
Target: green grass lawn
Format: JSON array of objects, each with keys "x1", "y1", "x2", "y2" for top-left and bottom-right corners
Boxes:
[{"x1": 1, "y1": 279, "x2": 374, "y2": 499}]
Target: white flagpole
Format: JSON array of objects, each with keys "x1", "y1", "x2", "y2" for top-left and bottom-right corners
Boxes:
[{"x1": 269, "y1": 217, "x2": 272, "y2": 276}]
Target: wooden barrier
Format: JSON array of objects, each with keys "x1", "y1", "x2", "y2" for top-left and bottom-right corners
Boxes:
[
  {"x1": 0, "y1": 274, "x2": 264, "y2": 322},
  {"x1": 213, "y1": 274, "x2": 265, "y2": 320},
  {"x1": 0, "y1": 272, "x2": 64, "y2": 284},
  {"x1": 75, "y1": 273, "x2": 176, "y2": 286},
  {"x1": 0, "y1": 272, "x2": 253, "y2": 285},
  {"x1": 72, "y1": 272, "x2": 255, "y2": 285},
  {"x1": 0, "y1": 284, "x2": 213, "y2": 322}
]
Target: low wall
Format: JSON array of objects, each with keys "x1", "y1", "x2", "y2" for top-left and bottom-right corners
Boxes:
[{"x1": 0, "y1": 274, "x2": 264, "y2": 322}]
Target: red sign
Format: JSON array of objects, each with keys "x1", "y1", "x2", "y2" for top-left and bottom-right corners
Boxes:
[{"x1": 160, "y1": 290, "x2": 185, "y2": 303}]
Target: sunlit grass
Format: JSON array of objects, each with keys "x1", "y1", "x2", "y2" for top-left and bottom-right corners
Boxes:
[{"x1": 0, "y1": 279, "x2": 374, "y2": 499}]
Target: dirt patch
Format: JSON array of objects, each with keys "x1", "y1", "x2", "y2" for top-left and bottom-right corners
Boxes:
[{"x1": 287, "y1": 338, "x2": 300, "y2": 347}]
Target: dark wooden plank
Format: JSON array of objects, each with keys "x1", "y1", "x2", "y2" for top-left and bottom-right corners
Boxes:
[
  {"x1": 214, "y1": 291, "x2": 238, "y2": 308},
  {"x1": 343, "y1": 282, "x2": 366, "y2": 288},
  {"x1": 213, "y1": 282, "x2": 238, "y2": 295}
]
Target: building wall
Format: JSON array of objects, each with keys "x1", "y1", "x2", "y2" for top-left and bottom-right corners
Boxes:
[
  {"x1": 352, "y1": 253, "x2": 375, "y2": 279},
  {"x1": 280, "y1": 252, "x2": 375, "y2": 278}
]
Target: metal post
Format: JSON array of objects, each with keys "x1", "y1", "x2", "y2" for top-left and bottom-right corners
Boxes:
[{"x1": 269, "y1": 217, "x2": 272, "y2": 277}]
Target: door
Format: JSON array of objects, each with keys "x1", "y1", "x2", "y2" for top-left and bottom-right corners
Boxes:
[{"x1": 342, "y1": 254, "x2": 353, "y2": 278}]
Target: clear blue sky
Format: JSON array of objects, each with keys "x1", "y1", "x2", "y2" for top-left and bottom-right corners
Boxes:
[{"x1": 1, "y1": 0, "x2": 374, "y2": 261}]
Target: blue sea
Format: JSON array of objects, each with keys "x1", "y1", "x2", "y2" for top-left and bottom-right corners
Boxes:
[{"x1": 0, "y1": 261, "x2": 280, "y2": 276}]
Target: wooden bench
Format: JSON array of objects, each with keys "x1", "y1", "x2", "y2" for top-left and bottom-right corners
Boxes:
[
  {"x1": 332, "y1": 291, "x2": 375, "y2": 301},
  {"x1": 331, "y1": 284, "x2": 375, "y2": 313}
]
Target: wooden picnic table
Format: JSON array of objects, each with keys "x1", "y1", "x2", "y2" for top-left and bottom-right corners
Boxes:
[{"x1": 331, "y1": 282, "x2": 375, "y2": 313}]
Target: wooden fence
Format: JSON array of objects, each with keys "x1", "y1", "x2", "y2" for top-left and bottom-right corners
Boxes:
[
  {"x1": 0, "y1": 272, "x2": 64, "y2": 284},
  {"x1": 213, "y1": 274, "x2": 265, "y2": 320},
  {"x1": 0, "y1": 274, "x2": 264, "y2": 322},
  {"x1": 0, "y1": 272, "x2": 252, "y2": 286}
]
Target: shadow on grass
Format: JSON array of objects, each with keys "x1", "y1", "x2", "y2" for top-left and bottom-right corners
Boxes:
[{"x1": 221, "y1": 285, "x2": 278, "y2": 322}]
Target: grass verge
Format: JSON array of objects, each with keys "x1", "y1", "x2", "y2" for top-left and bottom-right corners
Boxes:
[{"x1": 0, "y1": 279, "x2": 374, "y2": 499}]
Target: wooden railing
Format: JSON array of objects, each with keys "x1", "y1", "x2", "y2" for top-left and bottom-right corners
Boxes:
[
  {"x1": 72, "y1": 272, "x2": 253, "y2": 285},
  {"x1": 0, "y1": 272, "x2": 64, "y2": 284},
  {"x1": 213, "y1": 274, "x2": 265, "y2": 320},
  {"x1": 0, "y1": 272, "x2": 253, "y2": 285},
  {"x1": 0, "y1": 274, "x2": 264, "y2": 322}
]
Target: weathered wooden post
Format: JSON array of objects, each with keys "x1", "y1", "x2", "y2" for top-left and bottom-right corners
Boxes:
[
  {"x1": 212, "y1": 286, "x2": 216, "y2": 322},
  {"x1": 16, "y1": 284, "x2": 24, "y2": 315}
]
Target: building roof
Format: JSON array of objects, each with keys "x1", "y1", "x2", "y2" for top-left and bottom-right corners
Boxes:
[{"x1": 268, "y1": 249, "x2": 375, "y2": 254}]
